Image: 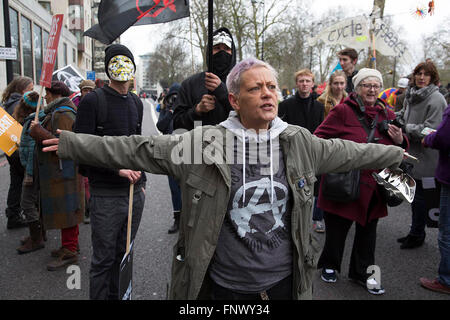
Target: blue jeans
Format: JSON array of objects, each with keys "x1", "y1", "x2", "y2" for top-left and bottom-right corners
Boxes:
[
  {"x1": 438, "y1": 184, "x2": 450, "y2": 287},
  {"x1": 168, "y1": 176, "x2": 182, "y2": 212}
]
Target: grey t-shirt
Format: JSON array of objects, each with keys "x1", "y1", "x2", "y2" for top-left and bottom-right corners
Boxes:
[{"x1": 209, "y1": 141, "x2": 293, "y2": 293}]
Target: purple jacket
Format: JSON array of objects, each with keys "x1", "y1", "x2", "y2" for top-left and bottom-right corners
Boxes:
[{"x1": 424, "y1": 105, "x2": 450, "y2": 186}]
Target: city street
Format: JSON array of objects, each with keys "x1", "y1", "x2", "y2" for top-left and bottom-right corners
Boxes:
[{"x1": 0, "y1": 99, "x2": 447, "y2": 300}]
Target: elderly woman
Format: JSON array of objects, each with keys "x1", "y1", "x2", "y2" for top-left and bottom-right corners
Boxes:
[
  {"x1": 396, "y1": 61, "x2": 447, "y2": 249},
  {"x1": 317, "y1": 70, "x2": 348, "y2": 118},
  {"x1": 314, "y1": 68, "x2": 408, "y2": 295},
  {"x1": 41, "y1": 58, "x2": 406, "y2": 300}
]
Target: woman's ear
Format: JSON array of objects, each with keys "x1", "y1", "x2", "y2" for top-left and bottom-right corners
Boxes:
[{"x1": 228, "y1": 93, "x2": 240, "y2": 112}]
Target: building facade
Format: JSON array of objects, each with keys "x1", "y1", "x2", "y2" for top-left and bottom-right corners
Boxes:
[
  {"x1": 1, "y1": 0, "x2": 79, "y2": 91},
  {"x1": 138, "y1": 53, "x2": 162, "y2": 96}
]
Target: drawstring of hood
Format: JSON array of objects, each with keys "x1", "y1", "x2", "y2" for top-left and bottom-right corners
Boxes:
[{"x1": 220, "y1": 111, "x2": 288, "y2": 205}]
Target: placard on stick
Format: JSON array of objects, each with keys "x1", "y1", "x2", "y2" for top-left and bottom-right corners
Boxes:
[{"x1": 35, "y1": 14, "x2": 64, "y2": 122}]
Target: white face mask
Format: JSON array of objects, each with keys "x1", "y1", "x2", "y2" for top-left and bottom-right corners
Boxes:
[{"x1": 108, "y1": 55, "x2": 135, "y2": 81}]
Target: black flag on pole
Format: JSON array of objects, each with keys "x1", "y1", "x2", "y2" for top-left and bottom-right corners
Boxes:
[{"x1": 85, "y1": 0, "x2": 190, "y2": 44}]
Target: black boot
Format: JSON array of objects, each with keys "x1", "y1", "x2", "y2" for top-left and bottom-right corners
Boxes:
[
  {"x1": 168, "y1": 211, "x2": 180, "y2": 234},
  {"x1": 400, "y1": 234, "x2": 425, "y2": 249},
  {"x1": 7, "y1": 212, "x2": 27, "y2": 229}
]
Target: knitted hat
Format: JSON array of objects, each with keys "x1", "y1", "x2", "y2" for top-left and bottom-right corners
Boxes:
[
  {"x1": 104, "y1": 44, "x2": 136, "y2": 79},
  {"x1": 352, "y1": 68, "x2": 383, "y2": 89},
  {"x1": 79, "y1": 79, "x2": 95, "y2": 90},
  {"x1": 46, "y1": 81, "x2": 71, "y2": 97},
  {"x1": 397, "y1": 77, "x2": 409, "y2": 88},
  {"x1": 23, "y1": 91, "x2": 41, "y2": 109}
]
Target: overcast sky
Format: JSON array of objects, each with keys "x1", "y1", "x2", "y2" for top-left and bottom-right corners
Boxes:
[{"x1": 122, "y1": 0, "x2": 449, "y2": 66}]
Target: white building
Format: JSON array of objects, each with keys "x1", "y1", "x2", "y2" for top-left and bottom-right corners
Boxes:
[
  {"x1": 43, "y1": 0, "x2": 94, "y2": 75},
  {"x1": 138, "y1": 53, "x2": 162, "y2": 96},
  {"x1": 0, "y1": 0, "x2": 78, "y2": 91}
]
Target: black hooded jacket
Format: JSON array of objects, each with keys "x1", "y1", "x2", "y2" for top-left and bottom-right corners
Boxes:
[
  {"x1": 2, "y1": 93, "x2": 22, "y2": 115},
  {"x1": 172, "y1": 27, "x2": 236, "y2": 131}
]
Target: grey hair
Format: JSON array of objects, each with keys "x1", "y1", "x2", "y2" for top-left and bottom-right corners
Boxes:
[
  {"x1": 226, "y1": 57, "x2": 278, "y2": 96},
  {"x1": 355, "y1": 76, "x2": 383, "y2": 93}
]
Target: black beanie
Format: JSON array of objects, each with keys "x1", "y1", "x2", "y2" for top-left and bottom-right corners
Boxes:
[{"x1": 104, "y1": 44, "x2": 136, "y2": 79}]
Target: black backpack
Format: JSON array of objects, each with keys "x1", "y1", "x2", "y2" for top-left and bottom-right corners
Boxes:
[{"x1": 92, "y1": 88, "x2": 143, "y2": 136}]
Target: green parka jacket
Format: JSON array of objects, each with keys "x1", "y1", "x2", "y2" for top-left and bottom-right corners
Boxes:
[{"x1": 57, "y1": 124, "x2": 404, "y2": 300}]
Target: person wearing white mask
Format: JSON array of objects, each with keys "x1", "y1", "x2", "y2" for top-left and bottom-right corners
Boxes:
[{"x1": 71, "y1": 44, "x2": 146, "y2": 299}]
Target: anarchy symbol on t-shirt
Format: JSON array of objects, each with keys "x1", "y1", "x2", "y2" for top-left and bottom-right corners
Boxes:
[{"x1": 230, "y1": 177, "x2": 288, "y2": 238}]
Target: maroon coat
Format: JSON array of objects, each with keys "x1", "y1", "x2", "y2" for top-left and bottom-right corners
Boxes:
[{"x1": 314, "y1": 93, "x2": 409, "y2": 226}]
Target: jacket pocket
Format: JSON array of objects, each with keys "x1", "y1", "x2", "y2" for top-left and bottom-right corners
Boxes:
[
  {"x1": 170, "y1": 239, "x2": 189, "y2": 299},
  {"x1": 185, "y1": 172, "x2": 217, "y2": 249},
  {"x1": 186, "y1": 172, "x2": 216, "y2": 227}
]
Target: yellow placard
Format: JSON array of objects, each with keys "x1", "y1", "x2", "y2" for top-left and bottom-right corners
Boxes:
[{"x1": 0, "y1": 107, "x2": 23, "y2": 156}]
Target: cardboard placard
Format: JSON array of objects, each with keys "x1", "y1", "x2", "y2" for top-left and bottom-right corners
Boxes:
[
  {"x1": 119, "y1": 241, "x2": 133, "y2": 300},
  {"x1": 52, "y1": 65, "x2": 85, "y2": 93},
  {"x1": 0, "y1": 108, "x2": 23, "y2": 156},
  {"x1": 40, "y1": 14, "x2": 64, "y2": 88}
]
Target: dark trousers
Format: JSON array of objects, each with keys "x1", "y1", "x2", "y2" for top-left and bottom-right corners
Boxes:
[
  {"x1": 313, "y1": 197, "x2": 324, "y2": 221},
  {"x1": 5, "y1": 152, "x2": 24, "y2": 218},
  {"x1": 168, "y1": 176, "x2": 181, "y2": 212},
  {"x1": 89, "y1": 190, "x2": 145, "y2": 300},
  {"x1": 210, "y1": 275, "x2": 293, "y2": 300},
  {"x1": 409, "y1": 180, "x2": 427, "y2": 237},
  {"x1": 318, "y1": 212, "x2": 379, "y2": 282}
]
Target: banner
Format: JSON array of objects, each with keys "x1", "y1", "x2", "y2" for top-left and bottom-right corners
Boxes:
[
  {"x1": 308, "y1": 16, "x2": 370, "y2": 50},
  {"x1": 0, "y1": 108, "x2": 23, "y2": 156},
  {"x1": 52, "y1": 65, "x2": 85, "y2": 93},
  {"x1": 372, "y1": 17, "x2": 414, "y2": 66},
  {"x1": 309, "y1": 15, "x2": 414, "y2": 66},
  {"x1": 40, "y1": 14, "x2": 64, "y2": 88},
  {"x1": 84, "y1": 0, "x2": 190, "y2": 45}
]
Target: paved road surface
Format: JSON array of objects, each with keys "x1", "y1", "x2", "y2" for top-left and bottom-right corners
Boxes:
[{"x1": 0, "y1": 99, "x2": 446, "y2": 300}]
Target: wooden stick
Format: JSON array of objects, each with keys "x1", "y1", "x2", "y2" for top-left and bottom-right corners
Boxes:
[
  {"x1": 126, "y1": 183, "x2": 134, "y2": 255},
  {"x1": 34, "y1": 86, "x2": 45, "y2": 122}
]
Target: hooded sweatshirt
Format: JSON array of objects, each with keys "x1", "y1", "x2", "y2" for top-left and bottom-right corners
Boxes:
[
  {"x1": 2, "y1": 92, "x2": 22, "y2": 115},
  {"x1": 172, "y1": 28, "x2": 236, "y2": 131},
  {"x1": 208, "y1": 111, "x2": 293, "y2": 293}
]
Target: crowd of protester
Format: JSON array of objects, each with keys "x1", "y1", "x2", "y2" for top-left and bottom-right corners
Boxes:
[{"x1": 1, "y1": 28, "x2": 449, "y2": 299}]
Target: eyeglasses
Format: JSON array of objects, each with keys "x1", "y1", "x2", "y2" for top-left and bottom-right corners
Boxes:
[{"x1": 360, "y1": 83, "x2": 381, "y2": 90}]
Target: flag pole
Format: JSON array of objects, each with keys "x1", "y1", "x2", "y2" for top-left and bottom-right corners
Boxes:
[{"x1": 207, "y1": 0, "x2": 213, "y2": 73}]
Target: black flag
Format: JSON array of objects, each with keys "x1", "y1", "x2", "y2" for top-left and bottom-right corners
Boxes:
[{"x1": 85, "y1": 0, "x2": 190, "y2": 44}]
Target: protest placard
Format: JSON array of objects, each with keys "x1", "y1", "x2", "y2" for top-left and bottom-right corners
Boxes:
[
  {"x1": 0, "y1": 108, "x2": 23, "y2": 156},
  {"x1": 52, "y1": 65, "x2": 85, "y2": 93}
]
